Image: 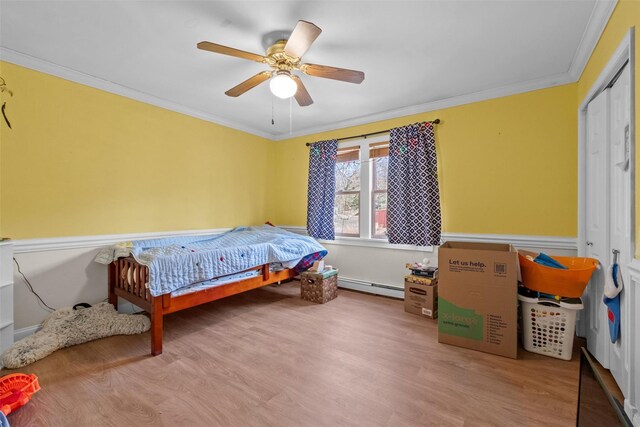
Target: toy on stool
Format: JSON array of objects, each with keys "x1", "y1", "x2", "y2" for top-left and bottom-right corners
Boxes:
[{"x1": 0, "y1": 373, "x2": 40, "y2": 417}]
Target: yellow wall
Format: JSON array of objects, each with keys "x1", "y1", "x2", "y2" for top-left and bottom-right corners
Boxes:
[
  {"x1": 268, "y1": 84, "x2": 578, "y2": 237},
  {"x1": 576, "y1": 0, "x2": 640, "y2": 255},
  {"x1": 6, "y1": 0, "x2": 637, "y2": 243},
  {"x1": 0, "y1": 61, "x2": 272, "y2": 239}
]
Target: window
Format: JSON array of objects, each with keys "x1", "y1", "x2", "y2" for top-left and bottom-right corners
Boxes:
[
  {"x1": 334, "y1": 146, "x2": 360, "y2": 236},
  {"x1": 333, "y1": 138, "x2": 389, "y2": 239},
  {"x1": 370, "y1": 142, "x2": 389, "y2": 238}
]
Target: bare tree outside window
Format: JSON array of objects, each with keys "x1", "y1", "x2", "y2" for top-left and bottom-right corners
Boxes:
[
  {"x1": 333, "y1": 142, "x2": 389, "y2": 239},
  {"x1": 334, "y1": 148, "x2": 360, "y2": 236},
  {"x1": 371, "y1": 151, "x2": 388, "y2": 238}
]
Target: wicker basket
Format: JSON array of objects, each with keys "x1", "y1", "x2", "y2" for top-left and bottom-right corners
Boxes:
[{"x1": 300, "y1": 269, "x2": 338, "y2": 304}]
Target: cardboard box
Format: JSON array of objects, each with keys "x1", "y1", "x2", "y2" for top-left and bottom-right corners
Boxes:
[
  {"x1": 404, "y1": 281, "x2": 438, "y2": 319},
  {"x1": 437, "y1": 241, "x2": 518, "y2": 359},
  {"x1": 301, "y1": 269, "x2": 338, "y2": 304}
]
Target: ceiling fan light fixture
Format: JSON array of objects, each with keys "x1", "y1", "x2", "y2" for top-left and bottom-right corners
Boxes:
[
  {"x1": 270, "y1": 71, "x2": 297, "y2": 99},
  {"x1": 197, "y1": 20, "x2": 363, "y2": 106}
]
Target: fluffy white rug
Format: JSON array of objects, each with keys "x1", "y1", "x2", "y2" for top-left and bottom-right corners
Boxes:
[{"x1": 2, "y1": 302, "x2": 150, "y2": 368}]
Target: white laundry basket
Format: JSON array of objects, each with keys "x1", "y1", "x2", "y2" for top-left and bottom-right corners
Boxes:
[{"x1": 518, "y1": 294, "x2": 583, "y2": 360}]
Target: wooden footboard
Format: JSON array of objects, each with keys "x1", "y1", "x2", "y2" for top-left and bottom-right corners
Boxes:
[
  {"x1": 108, "y1": 257, "x2": 296, "y2": 356},
  {"x1": 108, "y1": 257, "x2": 152, "y2": 312}
]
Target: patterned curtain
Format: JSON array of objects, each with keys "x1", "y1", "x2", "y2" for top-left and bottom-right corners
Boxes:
[
  {"x1": 387, "y1": 122, "x2": 441, "y2": 246},
  {"x1": 307, "y1": 139, "x2": 338, "y2": 240}
]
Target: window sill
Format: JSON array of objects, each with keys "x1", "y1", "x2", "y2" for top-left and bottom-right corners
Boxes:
[
  {"x1": 279, "y1": 226, "x2": 434, "y2": 252},
  {"x1": 318, "y1": 236, "x2": 434, "y2": 252}
]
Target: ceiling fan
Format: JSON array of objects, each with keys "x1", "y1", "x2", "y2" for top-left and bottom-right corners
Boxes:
[{"x1": 197, "y1": 20, "x2": 365, "y2": 107}]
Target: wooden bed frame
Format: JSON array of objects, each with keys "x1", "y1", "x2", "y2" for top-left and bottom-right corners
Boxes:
[{"x1": 108, "y1": 257, "x2": 296, "y2": 356}]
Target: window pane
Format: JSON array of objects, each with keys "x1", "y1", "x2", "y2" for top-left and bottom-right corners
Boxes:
[
  {"x1": 373, "y1": 157, "x2": 388, "y2": 191},
  {"x1": 369, "y1": 142, "x2": 389, "y2": 159},
  {"x1": 334, "y1": 194, "x2": 359, "y2": 235},
  {"x1": 335, "y1": 160, "x2": 360, "y2": 192},
  {"x1": 372, "y1": 192, "x2": 387, "y2": 237},
  {"x1": 337, "y1": 147, "x2": 359, "y2": 163}
]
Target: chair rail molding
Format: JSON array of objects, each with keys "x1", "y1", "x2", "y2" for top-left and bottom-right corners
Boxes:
[
  {"x1": 280, "y1": 226, "x2": 577, "y2": 251},
  {"x1": 12, "y1": 228, "x2": 233, "y2": 253}
]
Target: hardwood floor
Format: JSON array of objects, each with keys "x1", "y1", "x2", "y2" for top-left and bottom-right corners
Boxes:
[{"x1": 3, "y1": 282, "x2": 580, "y2": 426}]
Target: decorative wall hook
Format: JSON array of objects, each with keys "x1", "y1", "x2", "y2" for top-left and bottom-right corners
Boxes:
[{"x1": 0, "y1": 77, "x2": 13, "y2": 97}]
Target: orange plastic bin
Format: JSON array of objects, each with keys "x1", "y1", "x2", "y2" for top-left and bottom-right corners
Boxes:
[
  {"x1": 518, "y1": 250, "x2": 599, "y2": 298},
  {"x1": 0, "y1": 373, "x2": 40, "y2": 416}
]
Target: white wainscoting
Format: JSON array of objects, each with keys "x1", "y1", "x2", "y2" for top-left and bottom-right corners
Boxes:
[
  {"x1": 13, "y1": 246, "x2": 112, "y2": 333},
  {"x1": 0, "y1": 241, "x2": 14, "y2": 367},
  {"x1": 625, "y1": 259, "x2": 640, "y2": 425},
  {"x1": 281, "y1": 226, "x2": 577, "y2": 298},
  {"x1": 12, "y1": 228, "x2": 232, "y2": 335},
  {"x1": 11, "y1": 227, "x2": 577, "y2": 340}
]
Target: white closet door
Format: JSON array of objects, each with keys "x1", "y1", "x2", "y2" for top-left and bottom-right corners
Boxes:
[
  {"x1": 584, "y1": 87, "x2": 611, "y2": 368},
  {"x1": 608, "y1": 65, "x2": 631, "y2": 393}
]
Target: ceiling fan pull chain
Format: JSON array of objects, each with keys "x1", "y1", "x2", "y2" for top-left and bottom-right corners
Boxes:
[
  {"x1": 289, "y1": 96, "x2": 293, "y2": 136},
  {"x1": 271, "y1": 95, "x2": 275, "y2": 125}
]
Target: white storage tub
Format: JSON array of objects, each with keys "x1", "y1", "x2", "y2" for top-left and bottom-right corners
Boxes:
[{"x1": 518, "y1": 294, "x2": 583, "y2": 361}]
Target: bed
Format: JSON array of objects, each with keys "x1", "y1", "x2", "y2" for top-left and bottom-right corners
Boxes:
[{"x1": 98, "y1": 225, "x2": 326, "y2": 355}]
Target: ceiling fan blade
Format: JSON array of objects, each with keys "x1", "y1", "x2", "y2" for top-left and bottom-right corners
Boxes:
[
  {"x1": 225, "y1": 71, "x2": 272, "y2": 97},
  {"x1": 197, "y1": 41, "x2": 266, "y2": 63},
  {"x1": 301, "y1": 63, "x2": 365, "y2": 84},
  {"x1": 284, "y1": 20, "x2": 322, "y2": 58},
  {"x1": 291, "y1": 75, "x2": 313, "y2": 107}
]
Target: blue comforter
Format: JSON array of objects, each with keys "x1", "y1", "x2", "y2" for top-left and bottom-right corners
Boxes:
[{"x1": 130, "y1": 225, "x2": 326, "y2": 296}]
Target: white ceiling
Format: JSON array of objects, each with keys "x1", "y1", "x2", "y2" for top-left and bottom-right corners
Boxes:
[{"x1": 0, "y1": 1, "x2": 614, "y2": 139}]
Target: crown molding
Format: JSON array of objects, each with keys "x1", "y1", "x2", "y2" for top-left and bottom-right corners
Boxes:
[
  {"x1": 567, "y1": 0, "x2": 618, "y2": 81},
  {"x1": 1, "y1": 43, "x2": 574, "y2": 142},
  {"x1": 276, "y1": 0, "x2": 617, "y2": 143},
  {"x1": 270, "y1": 72, "x2": 575, "y2": 141},
  {"x1": 0, "y1": 0, "x2": 616, "y2": 142},
  {"x1": 0, "y1": 47, "x2": 275, "y2": 140}
]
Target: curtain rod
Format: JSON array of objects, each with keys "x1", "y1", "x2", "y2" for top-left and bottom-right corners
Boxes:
[{"x1": 305, "y1": 119, "x2": 440, "y2": 146}]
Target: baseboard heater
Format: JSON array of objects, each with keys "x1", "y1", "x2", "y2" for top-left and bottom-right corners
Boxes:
[{"x1": 337, "y1": 277, "x2": 404, "y2": 299}]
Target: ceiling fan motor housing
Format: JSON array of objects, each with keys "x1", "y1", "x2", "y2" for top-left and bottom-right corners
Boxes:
[
  {"x1": 265, "y1": 40, "x2": 300, "y2": 71},
  {"x1": 261, "y1": 30, "x2": 292, "y2": 50}
]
